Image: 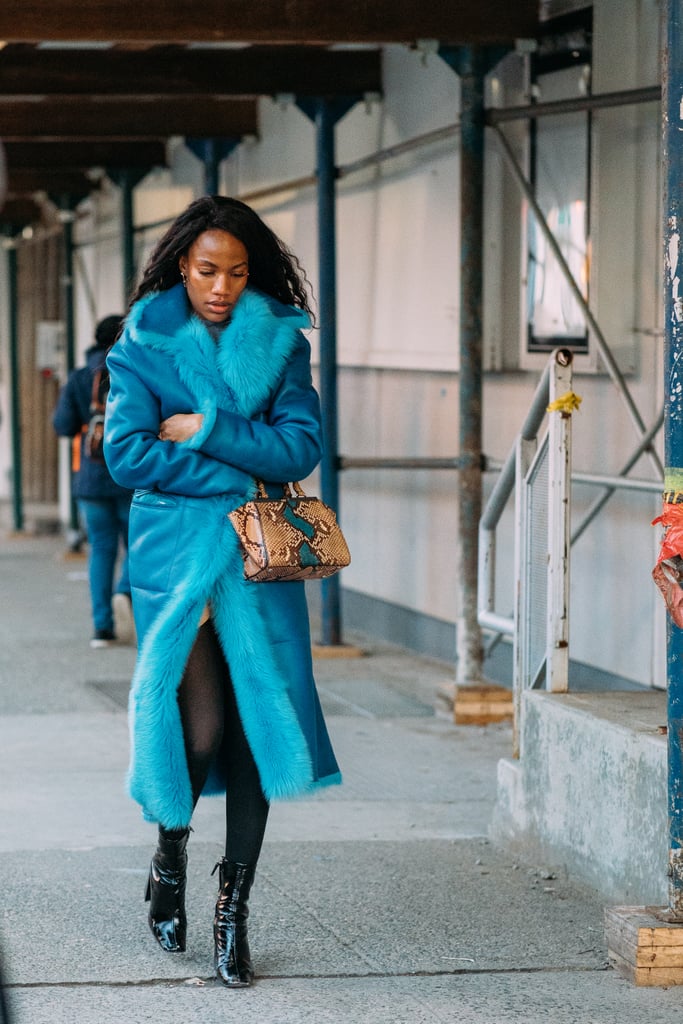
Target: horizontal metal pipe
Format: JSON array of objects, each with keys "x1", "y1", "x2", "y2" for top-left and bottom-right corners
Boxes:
[
  {"x1": 478, "y1": 610, "x2": 515, "y2": 637},
  {"x1": 339, "y1": 123, "x2": 458, "y2": 177},
  {"x1": 239, "y1": 173, "x2": 317, "y2": 204},
  {"x1": 337, "y1": 458, "x2": 661, "y2": 492},
  {"x1": 572, "y1": 471, "x2": 662, "y2": 493},
  {"x1": 339, "y1": 455, "x2": 471, "y2": 470},
  {"x1": 570, "y1": 408, "x2": 664, "y2": 543},
  {"x1": 487, "y1": 85, "x2": 661, "y2": 125}
]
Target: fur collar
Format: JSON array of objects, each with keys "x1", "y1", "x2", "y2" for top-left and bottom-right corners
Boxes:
[{"x1": 125, "y1": 283, "x2": 310, "y2": 419}]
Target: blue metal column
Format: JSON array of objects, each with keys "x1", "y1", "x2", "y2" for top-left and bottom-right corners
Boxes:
[
  {"x1": 662, "y1": 0, "x2": 683, "y2": 918},
  {"x1": 298, "y1": 96, "x2": 356, "y2": 646},
  {"x1": 59, "y1": 206, "x2": 76, "y2": 377},
  {"x1": 110, "y1": 168, "x2": 148, "y2": 299},
  {"x1": 120, "y1": 170, "x2": 136, "y2": 299},
  {"x1": 7, "y1": 238, "x2": 23, "y2": 532},
  {"x1": 313, "y1": 98, "x2": 342, "y2": 647},
  {"x1": 185, "y1": 138, "x2": 239, "y2": 196},
  {"x1": 439, "y1": 46, "x2": 488, "y2": 686},
  {"x1": 457, "y1": 47, "x2": 487, "y2": 686},
  {"x1": 203, "y1": 138, "x2": 220, "y2": 196},
  {"x1": 59, "y1": 202, "x2": 79, "y2": 535}
]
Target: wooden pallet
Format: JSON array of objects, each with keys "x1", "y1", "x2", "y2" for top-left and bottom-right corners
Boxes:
[{"x1": 605, "y1": 905, "x2": 683, "y2": 986}]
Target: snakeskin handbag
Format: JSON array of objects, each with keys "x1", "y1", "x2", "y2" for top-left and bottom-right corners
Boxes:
[{"x1": 228, "y1": 480, "x2": 351, "y2": 583}]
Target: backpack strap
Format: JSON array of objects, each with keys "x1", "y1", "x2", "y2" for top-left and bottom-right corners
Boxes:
[{"x1": 90, "y1": 369, "x2": 105, "y2": 413}]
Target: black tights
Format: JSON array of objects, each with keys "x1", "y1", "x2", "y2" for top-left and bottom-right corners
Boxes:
[{"x1": 173, "y1": 619, "x2": 269, "y2": 865}]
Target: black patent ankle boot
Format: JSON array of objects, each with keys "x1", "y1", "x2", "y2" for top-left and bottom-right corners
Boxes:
[
  {"x1": 145, "y1": 827, "x2": 189, "y2": 952},
  {"x1": 212, "y1": 858, "x2": 256, "y2": 987}
]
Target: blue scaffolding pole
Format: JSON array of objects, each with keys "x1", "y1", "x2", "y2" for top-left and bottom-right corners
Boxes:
[
  {"x1": 663, "y1": 0, "x2": 683, "y2": 918},
  {"x1": 7, "y1": 239, "x2": 23, "y2": 533},
  {"x1": 185, "y1": 138, "x2": 239, "y2": 196},
  {"x1": 297, "y1": 95, "x2": 356, "y2": 646},
  {"x1": 439, "y1": 45, "x2": 503, "y2": 685},
  {"x1": 59, "y1": 200, "x2": 80, "y2": 536}
]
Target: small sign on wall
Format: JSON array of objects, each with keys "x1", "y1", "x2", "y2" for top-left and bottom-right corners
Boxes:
[{"x1": 36, "y1": 320, "x2": 66, "y2": 380}]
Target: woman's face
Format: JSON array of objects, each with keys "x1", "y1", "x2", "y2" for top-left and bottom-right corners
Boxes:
[{"x1": 179, "y1": 229, "x2": 249, "y2": 323}]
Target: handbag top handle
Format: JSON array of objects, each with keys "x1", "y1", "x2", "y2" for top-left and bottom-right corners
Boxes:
[{"x1": 255, "y1": 480, "x2": 306, "y2": 500}]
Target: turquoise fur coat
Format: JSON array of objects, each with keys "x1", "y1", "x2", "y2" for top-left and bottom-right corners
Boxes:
[{"x1": 104, "y1": 283, "x2": 341, "y2": 828}]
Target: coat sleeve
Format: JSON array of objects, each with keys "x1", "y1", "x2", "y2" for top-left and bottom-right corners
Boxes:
[
  {"x1": 186, "y1": 335, "x2": 323, "y2": 483},
  {"x1": 53, "y1": 371, "x2": 85, "y2": 438},
  {"x1": 103, "y1": 341, "x2": 253, "y2": 498}
]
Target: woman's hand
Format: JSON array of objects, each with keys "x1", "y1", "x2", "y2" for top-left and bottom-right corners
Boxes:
[{"x1": 158, "y1": 413, "x2": 204, "y2": 442}]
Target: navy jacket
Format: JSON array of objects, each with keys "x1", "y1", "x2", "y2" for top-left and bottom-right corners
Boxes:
[{"x1": 53, "y1": 346, "x2": 132, "y2": 500}]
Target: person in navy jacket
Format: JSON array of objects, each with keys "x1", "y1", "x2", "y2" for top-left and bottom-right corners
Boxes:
[
  {"x1": 104, "y1": 196, "x2": 340, "y2": 988},
  {"x1": 53, "y1": 315, "x2": 134, "y2": 648}
]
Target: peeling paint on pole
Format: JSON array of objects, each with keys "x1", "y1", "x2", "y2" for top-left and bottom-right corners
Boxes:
[{"x1": 662, "y1": 0, "x2": 683, "y2": 918}]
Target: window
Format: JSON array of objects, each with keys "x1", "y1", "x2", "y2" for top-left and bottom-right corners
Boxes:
[{"x1": 525, "y1": 11, "x2": 593, "y2": 356}]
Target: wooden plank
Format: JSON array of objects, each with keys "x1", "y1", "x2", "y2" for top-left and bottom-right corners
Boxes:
[
  {"x1": 607, "y1": 926, "x2": 683, "y2": 967},
  {"x1": 0, "y1": 45, "x2": 383, "y2": 98},
  {"x1": 0, "y1": 96, "x2": 259, "y2": 140},
  {"x1": 609, "y1": 938, "x2": 683, "y2": 968},
  {"x1": 311, "y1": 644, "x2": 365, "y2": 660},
  {"x1": 605, "y1": 906, "x2": 683, "y2": 947},
  {"x1": 0, "y1": 1, "x2": 538, "y2": 45},
  {"x1": 3, "y1": 140, "x2": 168, "y2": 170},
  {"x1": 7, "y1": 169, "x2": 100, "y2": 197},
  {"x1": 455, "y1": 684, "x2": 514, "y2": 704},
  {"x1": 608, "y1": 948, "x2": 683, "y2": 987},
  {"x1": 454, "y1": 684, "x2": 513, "y2": 725}
]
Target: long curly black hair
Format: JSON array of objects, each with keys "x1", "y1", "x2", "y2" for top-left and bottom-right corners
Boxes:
[{"x1": 129, "y1": 195, "x2": 315, "y2": 321}]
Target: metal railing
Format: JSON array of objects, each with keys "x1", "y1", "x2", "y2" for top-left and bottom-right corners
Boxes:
[
  {"x1": 478, "y1": 348, "x2": 575, "y2": 751},
  {"x1": 478, "y1": 348, "x2": 573, "y2": 639}
]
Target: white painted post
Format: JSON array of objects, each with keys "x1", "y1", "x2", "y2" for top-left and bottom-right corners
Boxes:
[{"x1": 545, "y1": 352, "x2": 573, "y2": 692}]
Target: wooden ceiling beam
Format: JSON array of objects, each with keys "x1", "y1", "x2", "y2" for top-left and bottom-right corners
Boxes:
[
  {"x1": 0, "y1": 46, "x2": 382, "y2": 97},
  {"x1": 6, "y1": 169, "x2": 102, "y2": 197},
  {"x1": 0, "y1": 97, "x2": 259, "y2": 139},
  {"x1": 3, "y1": 140, "x2": 168, "y2": 171},
  {"x1": 0, "y1": 197, "x2": 45, "y2": 229},
  {"x1": 0, "y1": 1, "x2": 537, "y2": 45}
]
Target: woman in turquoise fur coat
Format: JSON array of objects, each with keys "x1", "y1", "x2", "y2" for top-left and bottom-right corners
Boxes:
[{"x1": 104, "y1": 195, "x2": 341, "y2": 988}]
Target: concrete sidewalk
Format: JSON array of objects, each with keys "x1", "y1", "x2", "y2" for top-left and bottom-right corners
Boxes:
[{"x1": 0, "y1": 531, "x2": 680, "y2": 1023}]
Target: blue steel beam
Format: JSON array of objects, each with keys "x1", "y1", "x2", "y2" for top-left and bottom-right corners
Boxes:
[{"x1": 663, "y1": 0, "x2": 683, "y2": 919}]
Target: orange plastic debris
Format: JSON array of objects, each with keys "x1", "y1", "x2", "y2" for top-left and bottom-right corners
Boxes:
[{"x1": 652, "y1": 503, "x2": 683, "y2": 627}]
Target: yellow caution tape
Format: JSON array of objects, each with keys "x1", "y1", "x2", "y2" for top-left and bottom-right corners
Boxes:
[{"x1": 547, "y1": 390, "x2": 582, "y2": 414}]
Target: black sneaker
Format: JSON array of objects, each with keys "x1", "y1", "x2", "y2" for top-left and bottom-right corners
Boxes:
[{"x1": 90, "y1": 629, "x2": 116, "y2": 649}]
